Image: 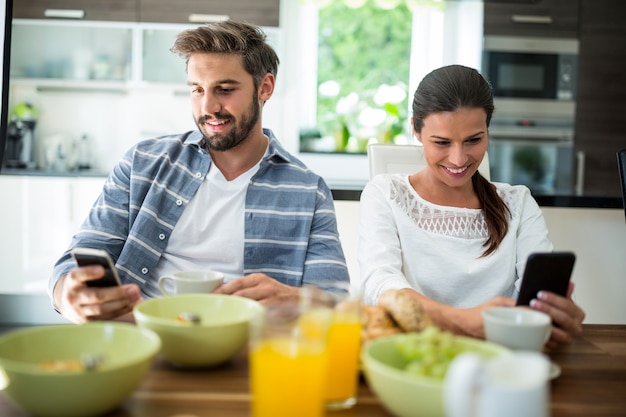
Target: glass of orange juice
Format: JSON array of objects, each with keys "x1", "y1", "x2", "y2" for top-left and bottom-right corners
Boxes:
[
  {"x1": 249, "y1": 290, "x2": 333, "y2": 417},
  {"x1": 321, "y1": 282, "x2": 363, "y2": 410}
]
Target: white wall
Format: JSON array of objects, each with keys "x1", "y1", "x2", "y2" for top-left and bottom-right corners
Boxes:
[
  {"x1": 542, "y1": 207, "x2": 626, "y2": 324},
  {"x1": 335, "y1": 200, "x2": 626, "y2": 325}
]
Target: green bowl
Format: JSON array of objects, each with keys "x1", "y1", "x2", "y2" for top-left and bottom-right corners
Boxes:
[
  {"x1": 361, "y1": 332, "x2": 509, "y2": 417},
  {"x1": 0, "y1": 322, "x2": 160, "y2": 417},
  {"x1": 133, "y1": 294, "x2": 264, "y2": 367}
]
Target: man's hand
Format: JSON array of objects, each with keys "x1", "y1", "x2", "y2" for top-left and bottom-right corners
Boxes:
[
  {"x1": 212, "y1": 273, "x2": 300, "y2": 305},
  {"x1": 53, "y1": 265, "x2": 142, "y2": 324}
]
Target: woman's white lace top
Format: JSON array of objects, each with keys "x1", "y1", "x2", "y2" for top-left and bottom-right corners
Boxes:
[{"x1": 358, "y1": 174, "x2": 553, "y2": 306}]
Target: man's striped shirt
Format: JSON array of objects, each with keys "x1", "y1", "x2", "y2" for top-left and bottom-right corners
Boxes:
[{"x1": 50, "y1": 129, "x2": 350, "y2": 298}]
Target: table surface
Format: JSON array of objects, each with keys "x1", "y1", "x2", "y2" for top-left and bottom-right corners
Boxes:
[{"x1": 1, "y1": 324, "x2": 625, "y2": 417}]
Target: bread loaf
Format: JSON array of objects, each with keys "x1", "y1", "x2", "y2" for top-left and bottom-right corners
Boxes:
[
  {"x1": 361, "y1": 289, "x2": 432, "y2": 342},
  {"x1": 361, "y1": 305, "x2": 402, "y2": 343},
  {"x1": 378, "y1": 289, "x2": 432, "y2": 332}
]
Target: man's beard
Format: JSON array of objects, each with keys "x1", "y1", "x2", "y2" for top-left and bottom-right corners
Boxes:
[{"x1": 196, "y1": 94, "x2": 260, "y2": 152}]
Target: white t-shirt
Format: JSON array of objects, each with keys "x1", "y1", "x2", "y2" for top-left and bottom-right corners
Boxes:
[
  {"x1": 153, "y1": 158, "x2": 262, "y2": 284},
  {"x1": 358, "y1": 174, "x2": 553, "y2": 306}
]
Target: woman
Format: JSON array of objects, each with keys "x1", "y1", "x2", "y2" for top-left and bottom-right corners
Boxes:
[{"x1": 358, "y1": 65, "x2": 584, "y2": 348}]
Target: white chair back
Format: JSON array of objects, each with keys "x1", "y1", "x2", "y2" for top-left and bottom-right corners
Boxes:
[{"x1": 367, "y1": 143, "x2": 490, "y2": 180}]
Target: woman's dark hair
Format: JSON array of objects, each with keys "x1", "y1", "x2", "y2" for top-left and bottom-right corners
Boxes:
[
  {"x1": 412, "y1": 64, "x2": 509, "y2": 257},
  {"x1": 171, "y1": 20, "x2": 279, "y2": 91}
]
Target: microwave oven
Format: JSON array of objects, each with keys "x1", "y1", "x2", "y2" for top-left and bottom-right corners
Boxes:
[{"x1": 483, "y1": 35, "x2": 579, "y2": 102}]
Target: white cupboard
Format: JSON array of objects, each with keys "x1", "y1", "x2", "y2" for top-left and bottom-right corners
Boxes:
[{"x1": 0, "y1": 175, "x2": 105, "y2": 294}]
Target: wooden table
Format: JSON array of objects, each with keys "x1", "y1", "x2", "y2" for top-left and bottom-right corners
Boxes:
[{"x1": 1, "y1": 324, "x2": 625, "y2": 417}]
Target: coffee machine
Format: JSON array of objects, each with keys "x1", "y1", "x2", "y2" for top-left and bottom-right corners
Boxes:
[{"x1": 4, "y1": 102, "x2": 38, "y2": 169}]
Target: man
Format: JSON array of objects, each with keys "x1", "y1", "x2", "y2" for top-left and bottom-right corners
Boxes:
[{"x1": 50, "y1": 20, "x2": 350, "y2": 324}]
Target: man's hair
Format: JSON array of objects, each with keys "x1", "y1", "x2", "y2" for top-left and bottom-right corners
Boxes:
[{"x1": 171, "y1": 20, "x2": 279, "y2": 90}]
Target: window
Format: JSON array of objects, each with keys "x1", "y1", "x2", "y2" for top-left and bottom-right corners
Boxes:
[
  {"x1": 278, "y1": 0, "x2": 484, "y2": 184},
  {"x1": 314, "y1": 1, "x2": 412, "y2": 153},
  {"x1": 294, "y1": 0, "x2": 485, "y2": 157}
]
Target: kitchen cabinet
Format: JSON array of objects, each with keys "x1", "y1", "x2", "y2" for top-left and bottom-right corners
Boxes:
[
  {"x1": 13, "y1": 0, "x2": 138, "y2": 22},
  {"x1": 573, "y1": 0, "x2": 626, "y2": 197},
  {"x1": 0, "y1": 175, "x2": 105, "y2": 294},
  {"x1": 9, "y1": 20, "x2": 189, "y2": 85},
  {"x1": 142, "y1": 26, "x2": 189, "y2": 84},
  {"x1": 10, "y1": 0, "x2": 281, "y2": 84},
  {"x1": 14, "y1": 0, "x2": 280, "y2": 27},
  {"x1": 141, "y1": 23, "x2": 281, "y2": 84},
  {"x1": 10, "y1": 18, "x2": 281, "y2": 86},
  {"x1": 138, "y1": 0, "x2": 279, "y2": 27},
  {"x1": 483, "y1": 0, "x2": 579, "y2": 38},
  {"x1": 10, "y1": 20, "x2": 133, "y2": 82}
]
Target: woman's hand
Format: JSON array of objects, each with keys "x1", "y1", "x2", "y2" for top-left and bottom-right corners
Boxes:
[
  {"x1": 529, "y1": 282, "x2": 585, "y2": 349},
  {"x1": 447, "y1": 296, "x2": 517, "y2": 339},
  {"x1": 398, "y1": 289, "x2": 515, "y2": 339}
]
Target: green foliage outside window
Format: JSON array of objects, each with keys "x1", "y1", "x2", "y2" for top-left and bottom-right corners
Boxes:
[{"x1": 315, "y1": 1, "x2": 413, "y2": 152}]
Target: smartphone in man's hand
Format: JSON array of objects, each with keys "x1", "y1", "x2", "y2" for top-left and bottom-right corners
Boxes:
[{"x1": 71, "y1": 248, "x2": 122, "y2": 287}]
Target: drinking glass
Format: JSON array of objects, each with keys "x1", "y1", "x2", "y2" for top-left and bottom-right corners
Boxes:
[
  {"x1": 321, "y1": 282, "x2": 363, "y2": 410},
  {"x1": 249, "y1": 288, "x2": 333, "y2": 417}
]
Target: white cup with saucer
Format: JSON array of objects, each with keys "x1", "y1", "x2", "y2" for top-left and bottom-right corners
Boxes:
[
  {"x1": 158, "y1": 270, "x2": 224, "y2": 296},
  {"x1": 482, "y1": 306, "x2": 560, "y2": 379}
]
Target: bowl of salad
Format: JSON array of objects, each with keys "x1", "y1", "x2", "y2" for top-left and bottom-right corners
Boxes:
[{"x1": 361, "y1": 326, "x2": 509, "y2": 417}]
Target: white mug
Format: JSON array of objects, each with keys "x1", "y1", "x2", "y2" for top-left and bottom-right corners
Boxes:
[
  {"x1": 158, "y1": 270, "x2": 224, "y2": 296},
  {"x1": 444, "y1": 351, "x2": 551, "y2": 417},
  {"x1": 482, "y1": 307, "x2": 551, "y2": 351}
]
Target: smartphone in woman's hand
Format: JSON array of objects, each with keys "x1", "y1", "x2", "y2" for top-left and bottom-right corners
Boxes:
[{"x1": 516, "y1": 251, "x2": 576, "y2": 306}]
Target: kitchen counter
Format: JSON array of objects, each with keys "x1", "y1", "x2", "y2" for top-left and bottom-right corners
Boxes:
[
  {"x1": 331, "y1": 187, "x2": 623, "y2": 209},
  {"x1": 533, "y1": 195, "x2": 623, "y2": 209},
  {"x1": 0, "y1": 167, "x2": 109, "y2": 177},
  {"x1": 0, "y1": 294, "x2": 68, "y2": 327},
  {"x1": 1, "y1": 169, "x2": 622, "y2": 209}
]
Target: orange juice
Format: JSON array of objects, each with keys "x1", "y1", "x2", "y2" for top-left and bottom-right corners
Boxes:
[
  {"x1": 250, "y1": 337, "x2": 327, "y2": 417},
  {"x1": 325, "y1": 313, "x2": 363, "y2": 407}
]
